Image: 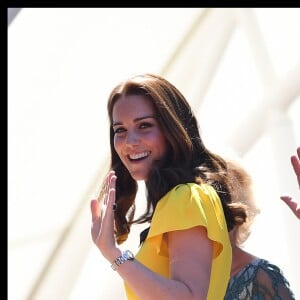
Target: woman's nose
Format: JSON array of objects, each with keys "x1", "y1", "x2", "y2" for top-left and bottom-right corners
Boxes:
[{"x1": 126, "y1": 131, "x2": 139, "y2": 145}]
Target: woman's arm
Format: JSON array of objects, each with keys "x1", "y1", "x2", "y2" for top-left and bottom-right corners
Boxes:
[
  {"x1": 90, "y1": 171, "x2": 213, "y2": 300},
  {"x1": 107, "y1": 227, "x2": 212, "y2": 300}
]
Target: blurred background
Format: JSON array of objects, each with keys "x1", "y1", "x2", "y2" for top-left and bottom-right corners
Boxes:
[{"x1": 8, "y1": 8, "x2": 300, "y2": 299}]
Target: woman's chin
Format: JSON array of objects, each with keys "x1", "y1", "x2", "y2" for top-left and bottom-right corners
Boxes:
[{"x1": 129, "y1": 170, "x2": 148, "y2": 181}]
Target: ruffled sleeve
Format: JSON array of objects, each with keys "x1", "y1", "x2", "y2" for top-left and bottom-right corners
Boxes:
[
  {"x1": 148, "y1": 183, "x2": 230, "y2": 255},
  {"x1": 146, "y1": 183, "x2": 232, "y2": 298}
]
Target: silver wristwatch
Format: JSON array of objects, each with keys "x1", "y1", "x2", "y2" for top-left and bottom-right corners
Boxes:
[{"x1": 111, "y1": 250, "x2": 134, "y2": 271}]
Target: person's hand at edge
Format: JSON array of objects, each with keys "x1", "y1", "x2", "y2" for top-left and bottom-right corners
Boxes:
[{"x1": 280, "y1": 147, "x2": 300, "y2": 219}]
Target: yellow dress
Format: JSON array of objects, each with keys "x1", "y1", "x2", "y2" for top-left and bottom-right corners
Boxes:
[{"x1": 124, "y1": 183, "x2": 232, "y2": 300}]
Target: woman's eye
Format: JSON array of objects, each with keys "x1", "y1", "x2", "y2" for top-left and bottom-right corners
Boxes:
[
  {"x1": 140, "y1": 122, "x2": 153, "y2": 129},
  {"x1": 114, "y1": 127, "x2": 125, "y2": 134}
]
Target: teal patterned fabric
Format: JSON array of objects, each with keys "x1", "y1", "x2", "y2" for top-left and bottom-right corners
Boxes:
[{"x1": 224, "y1": 258, "x2": 295, "y2": 300}]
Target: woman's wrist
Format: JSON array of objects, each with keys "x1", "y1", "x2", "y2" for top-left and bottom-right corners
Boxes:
[
  {"x1": 105, "y1": 248, "x2": 122, "y2": 263},
  {"x1": 111, "y1": 250, "x2": 135, "y2": 270}
]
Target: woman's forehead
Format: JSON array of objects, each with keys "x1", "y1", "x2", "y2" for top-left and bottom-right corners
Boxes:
[{"x1": 112, "y1": 95, "x2": 156, "y2": 122}]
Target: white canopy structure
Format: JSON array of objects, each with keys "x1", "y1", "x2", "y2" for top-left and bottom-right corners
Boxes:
[{"x1": 8, "y1": 8, "x2": 300, "y2": 300}]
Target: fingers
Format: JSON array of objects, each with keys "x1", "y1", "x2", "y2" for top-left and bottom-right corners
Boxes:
[
  {"x1": 280, "y1": 195, "x2": 293, "y2": 204},
  {"x1": 102, "y1": 173, "x2": 116, "y2": 225},
  {"x1": 90, "y1": 170, "x2": 118, "y2": 251},
  {"x1": 107, "y1": 175, "x2": 117, "y2": 210},
  {"x1": 90, "y1": 199, "x2": 100, "y2": 223},
  {"x1": 280, "y1": 195, "x2": 300, "y2": 219},
  {"x1": 290, "y1": 148, "x2": 300, "y2": 188},
  {"x1": 280, "y1": 195, "x2": 296, "y2": 212},
  {"x1": 103, "y1": 171, "x2": 116, "y2": 206},
  {"x1": 291, "y1": 155, "x2": 300, "y2": 175},
  {"x1": 91, "y1": 170, "x2": 117, "y2": 221}
]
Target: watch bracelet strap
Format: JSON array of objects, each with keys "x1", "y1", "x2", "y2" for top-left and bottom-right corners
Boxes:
[{"x1": 111, "y1": 250, "x2": 134, "y2": 271}]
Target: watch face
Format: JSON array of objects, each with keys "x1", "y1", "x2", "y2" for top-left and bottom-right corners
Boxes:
[{"x1": 125, "y1": 250, "x2": 134, "y2": 260}]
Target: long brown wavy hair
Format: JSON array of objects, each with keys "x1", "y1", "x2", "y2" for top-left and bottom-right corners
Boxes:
[{"x1": 100, "y1": 73, "x2": 247, "y2": 244}]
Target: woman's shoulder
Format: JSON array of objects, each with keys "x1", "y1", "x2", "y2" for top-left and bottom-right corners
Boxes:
[
  {"x1": 150, "y1": 182, "x2": 227, "y2": 235},
  {"x1": 255, "y1": 259, "x2": 293, "y2": 284},
  {"x1": 160, "y1": 182, "x2": 221, "y2": 210},
  {"x1": 149, "y1": 182, "x2": 223, "y2": 234},
  {"x1": 225, "y1": 258, "x2": 295, "y2": 300},
  {"x1": 231, "y1": 258, "x2": 290, "y2": 282},
  {"x1": 166, "y1": 182, "x2": 216, "y2": 198},
  {"x1": 157, "y1": 182, "x2": 204, "y2": 211}
]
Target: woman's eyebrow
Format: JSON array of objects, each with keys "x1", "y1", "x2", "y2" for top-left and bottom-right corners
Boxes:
[
  {"x1": 113, "y1": 115, "x2": 156, "y2": 126},
  {"x1": 134, "y1": 115, "x2": 156, "y2": 122}
]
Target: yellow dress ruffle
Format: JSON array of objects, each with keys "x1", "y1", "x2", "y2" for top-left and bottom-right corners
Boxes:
[{"x1": 124, "y1": 183, "x2": 232, "y2": 300}]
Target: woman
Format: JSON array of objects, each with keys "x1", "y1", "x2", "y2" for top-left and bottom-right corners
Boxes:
[
  {"x1": 225, "y1": 159, "x2": 296, "y2": 299},
  {"x1": 90, "y1": 73, "x2": 246, "y2": 299}
]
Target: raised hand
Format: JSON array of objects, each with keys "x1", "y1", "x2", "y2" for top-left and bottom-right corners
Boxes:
[
  {"x1": 280, "y1": 147, "x2": 300, "y2": 219},
  {"x1": 90, "y1": 170, "x2": 120, "y2": 261}
]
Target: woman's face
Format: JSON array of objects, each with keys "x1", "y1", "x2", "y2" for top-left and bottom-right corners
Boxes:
[{"x1": 112, "y1": 94, "x2": 168, "y2": 181}]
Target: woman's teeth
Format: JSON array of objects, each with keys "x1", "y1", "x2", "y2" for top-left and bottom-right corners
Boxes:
[{"x1": 129, "y1": 151, "x2": 150, "y2": 160}]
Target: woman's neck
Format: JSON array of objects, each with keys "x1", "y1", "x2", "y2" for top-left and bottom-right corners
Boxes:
[{"x1": 231, "y1": 245, "x2": 257, "y2": 277}]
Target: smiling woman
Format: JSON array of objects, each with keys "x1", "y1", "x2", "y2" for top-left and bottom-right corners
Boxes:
[
  {"x1": 90, "y1": 73, "x2": 250, "y2": 299},
  {"x1": 112, "y1": 94, "x2": 168, "y2": 181},
  {"x1": 8, "y1": 7, "x2": 300, "y2": 300}
]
